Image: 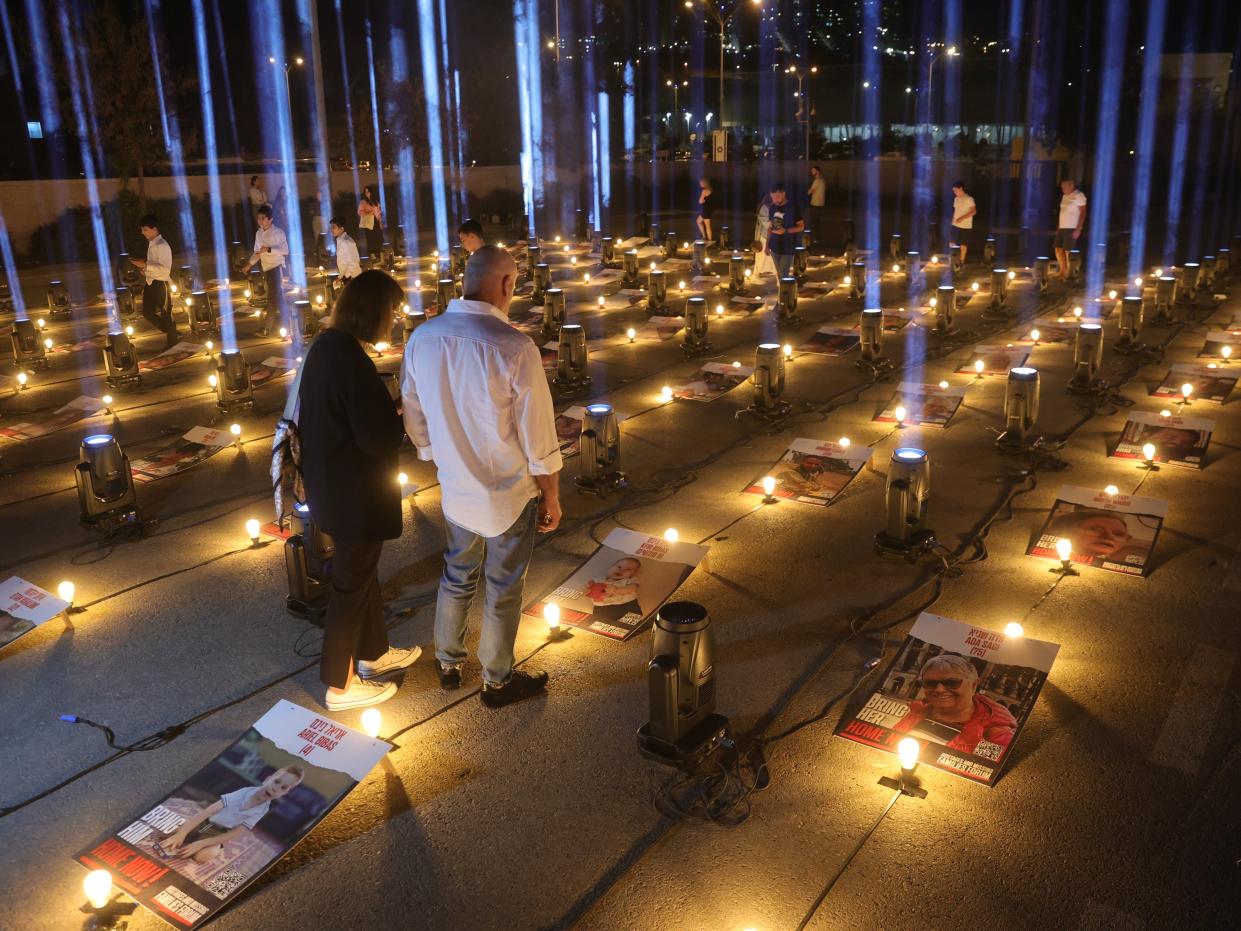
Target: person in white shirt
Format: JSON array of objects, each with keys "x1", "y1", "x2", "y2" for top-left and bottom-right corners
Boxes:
[
  {"x1": 949, "y1": 181, "x2": 978, "y2": 265},
  {"x1": 242, "y1": 205, "x2": 289, "y2": 336},
  {"x1": 402, "y1": 245, "x2": 561, "y2": 708},
  {"x1": 807, "y1": 165, "x2": 827, "y2": 254},
  {"x1": 330, "y1": 217, "x2": 362, "y2": 280},
  {"x1": 130, "y1": 213, "x2": 179, "y2": 349},
  {"x1": 1055, "y1": 178, "x2": 1087, "y2": 280}
]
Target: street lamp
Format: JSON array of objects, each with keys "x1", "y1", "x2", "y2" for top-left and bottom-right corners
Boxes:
[
  {"x1": 690, "y1": 0, "x2": 763, "y2": 129},
  {"x1": 666, "y1": 79, "x2": 688, "y2": 143},
  {"x1": 787, "y1": 64, "x2": 818, "y2": 161},
  {"x1": 270, "y1": 55, "x2": 305, "y2": 120},
  {"x1": 926, "y1": 45, "x2": 959, "y2": 117}
]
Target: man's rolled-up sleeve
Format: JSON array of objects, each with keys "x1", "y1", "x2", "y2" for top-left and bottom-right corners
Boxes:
[{"x1": 513, "y1": 341, "x2": 563, "y2": 476}]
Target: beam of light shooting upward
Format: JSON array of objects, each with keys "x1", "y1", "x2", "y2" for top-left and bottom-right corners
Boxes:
[
  {"x1": 1083, "y1": 0, "x2": 1130, "y2": 308},
  {"x1": 862, "y1": 0, "x2": 881, "y2": 308},
  {"x1": 418, "y1": 0, "x2": 451, "y2": 255},
  {"x1": 387, "y1": 24, "x2": 419, "y2": 265},
  {"x1": 988, "y1": 0, "x2": 1024, "y2": 240},
  {"x1": 513, "y1": 0, "x2": 545, "y2": 235},
  {"x1": 1185, "y1": 1, "x2": 1227, "y2": 260},
  {"x1": 1126, "y1": 0, "x2": 1168, "y2": 281},
  {"x1": 1207, "y1": 20, "x2": 1241, "y2": 247},
  {"x1": 0, "y1": 214, "x2": 28, "y2": 321},
  {"x1": 145, "y1": 0, "x2": 199, "y2": 264},
  {"x1": 209, "y1": 0, "x2": 246, "y2": 238},
  {"x1": 365, "y1": 18, "x2": 388, "y2": 221},
  {"x1": 598, "y1": 91, "x2": 612, "y2": 230},
  {"x1": 623, "y1": 61, "x2": 636, "y2": 159},
  {"x1": 942, "y1": 0, "x2": 962, "y2": 163},
  {"x1": 452, "y1": 68, "x2": 469, "y2": 217},
  {"x1": 190, "y1": 0, "x2": 238, "y2": 350},
  {"x1": 297, "y1": 0, "x2": 333, "y2": 258},
  {"x1": 1, "y1": 1, "x2": 53, "y2": 265},
  {"x1": 1018, "y1": 0, "x2": 1056, "y2": 262},
  {"x1": 333, "y1": 0, "x2": 361, "y2": 200},
  {"x1": 1162, "y1": 28, "x2": 1197, "y2": 266},
  {"x1": 51, "y1": 2, "x2": 118, "y2": 333},
  {"x1": 438, "y1": 0, "x2": 469, "y2": 219}
]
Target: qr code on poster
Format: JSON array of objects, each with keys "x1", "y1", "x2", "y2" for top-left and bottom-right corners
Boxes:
[
  {"x1": 203, "y1": 867, "x2": 247, "y2": 900},
  {"x1": 973, "y1": 739, "x2": 1004, "y2": 762}
]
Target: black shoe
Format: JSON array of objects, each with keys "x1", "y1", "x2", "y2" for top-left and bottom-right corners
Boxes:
[
  {"x1": 480, "y1": 670, "x2": 548, "y2": 708},
  {"x1": 436, "y1": 662, "x2": 462, "y2": 691},
  {"x1": 165, "y1": 332, "x2": 180, "y2": 351}
]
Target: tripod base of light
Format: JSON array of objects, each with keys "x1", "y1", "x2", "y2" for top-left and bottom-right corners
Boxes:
[
  {"x1": 740, "y1": 400, "x2": 791, "y2": 420},
  {"x1": 855, "y1": 357, "x2": 893, "y2": 375},
  {"x1": 284, "y1": 534, "x2": 329, "y2": 625},
  {"x1": 80, "y1": 895, "x2": 138, "y2": 930},
  {"x1": 994, "y1": 430, "x2": 1043, "y2": 452},
  {"x1": 874, "y1": 528, "x2": 936, "y2": 559},
  {"x1": 636, "y1": 713, "x2": 731, "y2": 772},
  {"x1": 552, "y1": 374, "x2": 592, "y2": 394},
  {"x1": 575, "y1": 471, "x2": 627, "y2": 498},
  {"x1": 680, "y1": 339, "x2": 713, "y2": 357},
  {"x1": 878, "y1": 773, "x2": 927, "y2": 799},
  {"x1": 777, "y1": 311, "x2": 805, "y2": 326},
  {"x1": 1066, "y1": 377, "x2": 1108, "y2": 396}
]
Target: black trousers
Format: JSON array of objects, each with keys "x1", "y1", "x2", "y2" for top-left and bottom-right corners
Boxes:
[
  {"x1": 141, "y1": 280, "x2": 176, "y2": 343},
  {"x1": 320, "y1": 539, "x2": 390, "y2": 689},
  {"x1": 263, "y1": 266, "x2": 285, "y2": 336},
  {"x1": 807, "y1": 206, "x2": 827, "y2": 250}
]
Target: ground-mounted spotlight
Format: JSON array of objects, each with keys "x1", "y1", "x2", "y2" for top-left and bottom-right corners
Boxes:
[
  {"x1": 75, "y1": 434, "x2": 140, "y2": 532},
  {"x1": 184, "y1": 289, "x2": 216, "y2": 337},
  {"x1": 718, "y1": 224, "x2": 730, "y2": 250},
  {"x1": 285, "y1": 501, "x2": 334, "y2": 622},
  {"x1": 934, "y1": 284, "x2": 957, "y2": 334},
  {"x1": 403, "y1": 306, "x2": 428, "y2": 340},
  {"x1": 648, "y1": 221, "x2": 661, "y2": 246},
  {"x1": 1068, "y1": 322, "x2": 1105, "y2": 394},
  {"x1": 176, "y1": 265, "x2": 196, "y2": 295},
  {"x1": 996, "y1": 367, "x2": 1040, "y2": 449},
  {"x1": 843, "y1": 218, "x2": 857, "y2": 257},
  {"x1": 601, "y1": 235, "x2": 616, "y2": 268},
  {"x1": 576, "y1": 402, "x2": 626, "y2": 496},
  {"x1": 529, "y1": 263, "x2": 551, "y2": 307},
  {"x1": 524, "y1": 240, "x2": 542, "y2": 274},
  {"x1": 442, "y1": 244, "x2": 461, "y2": 280},
  {"x1": 636, "y1": 600, "x2": 730, "y2": 768},
  {"x1": 875, "y1": 447, "x2": 933, "y2": 557},
  {"x1": 622, "y1": 248, "x2": 640, "y2": 287},
  {"x1": 982, "y1": 266, "x2": 1010, "y2": 319},
  {"x1": 433, "y1": 277, "x2": 456, "y2": 315},
  {"x1": 982, "y1": 236, "x2": 997, "y2": 266},
  {"x1": 554, "y1": 323, "x2": 590, "y2": 391},
  {"x1": 115, "y1": 253, "x2": 140, "y2": 292},
  {"x1": 789, "y1": 244, "x2": 807, "y2": 283},
  {"x1": 889, "y1": 233, "x2": 902, "y2": 260},
  {"x1": 1181, "y1": 261, "x2": 1202, "y2": 305},
  {"x1": 727, "y1": 253, "x2": 747, "y2": 295},
  {"x1": 47, "y1": 279, "x2": 71, "y2": 320},
  {"x1": 904, "y1": 250, "x2": 921, "y2": 288},
  {"x1": 1217, "y1": 247, "x2": 1231, "y2": 279},
  {"x1": 309, "y1": 279, "x2": 334, "y2": 319},
  {"x1": 541, "y1": 288, "x2": 566, "y2": 340},
  {"x1": 857, "y1": 307, "x2": 889, "y2": 372},
  {"x1": 215, "y1": 348, "x2": 254, "y2": 412},
  {"x1": 575, "y1": 209, "x2": 589, "y2": 242},
  {"x1": 849, "y1": 261, "x2": 867, "y2": 301},
  {"x1": 745, "y1": 343, "x2": 790, "y2": 418},
  {"x1": 681, "y1": 296, "x2": 712, "y2": 356},
  {"x1": 691, "y1": 238, "x2": 706, "y2": 274},
  {"x1": 777, "y1": 276, "x2": 802, "y2": 324},
  {"x1": 1116, "y1": 295, "x2": 1144, "y2": 352},
  {"x1": 102, "y1": 331, "x2": 142, "y2": 389},
  {"x1": 1067, "y1": 248, "x2": 1082, "y2": 283},
  {"x1": 294, "y1": 298, "x2": 318, "y2": 340},
  {"x1": 1033, "y1": 256, "x2": 1050, "y2": 293},
  {"x1": 1200, "y1": 254, "x2": 1217, "y2": 289},
  {"x1": 647, "y1": 269, "x2": 667, "y2": 314},
  {"x1": 10, "y1": 318, "x2": 48, "y2": 370},
  {"x1": 246, "y1": 268, "x2": 268, "y2": 309},
  {"x1": 114, "y1": 285, "x2": 139, "y2": 322},
  {"x1": 228, "y1": 240, "x2": 249, "y2": 274},
  {"x1": 1151, "y1": 275, "x2": 1176, "y2": 324},
  {"x1": 949, "y1": 243, "x2": 963, "y2": 274},
  {"x1": 664, "y1": 235, "x2": 678, "y2": 260},
  {"x1": 844, "y1": 241, "x2": 858, "y2": 272}
]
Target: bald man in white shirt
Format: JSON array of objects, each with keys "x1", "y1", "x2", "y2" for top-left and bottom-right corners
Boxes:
[
  {"x1": 130, "y1": 213, "x2": 179, "y2": 349},
  {"x1": 402, "y1": 245, "x2": 560, "y2": 708}
]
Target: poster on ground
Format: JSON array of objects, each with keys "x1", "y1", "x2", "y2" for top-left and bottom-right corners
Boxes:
[
  {"x1": 1026, "y1": 484, "x2": 1167, "y2": 576},
  {"x1": 672, "y1": 362, "x2": 753, "y2": 401},
  {"x1": 1199, "y1": 330, "x2": 1241, "y2": 359},
  {"x1": 637, "y1": 315, "x2": 684, "y2": 341},
  {"x1": 74, "y1": 700, "x2": 390, "y2": 928},
  {"x1": 0, "y1": 576, "x2": 69, "y2": 650},
  {"x1": 742, "y1": 438, "x2": 873, "y2": 506},
  {"x1": 873, "y1": 382, "x2": 967, "y2": 428},
  {"x1": 555, "y1": 405, "x2": 627, "y2": 457},
  {"x1": 853, "y1": 311, "x2": 910, "y2": 333},
  {"x1": 131, "y1": 427, "x2": 235, "y2": 483},
  {"x1": 138, "y1": 341, "x2": 206, "y2": 373},
  {"x1": 835, "y1": 611, "x2": 1059, "y2": 787},
  {"x1": 1024, "y1": 318, "x2": 1078, "y2": 344},
  {"x1": 798, "y1": 326, "x2": 860, "y2": 356},
  {"x1": 1111, "y1": 411, "x2": 1213, "y2": 469},
  {"x1": 955, "y1": 344, "x2": 1031, "y2": 375},
  {"x1": 522, "y1": 528, "x2": 709, "y2": 641},
  {"x1": 0, "y1": 396, "x2": 107, "y2": 441},
  {"x1": 248, "y1": 357, "x2": 296, "y2": 389},
  {"x1": 1151, "y1": 364, "x2": 1236, "y2": 404}
]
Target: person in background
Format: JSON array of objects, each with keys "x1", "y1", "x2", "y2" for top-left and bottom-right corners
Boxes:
[
  {"x1": 298, "y1": 270, "x2": 421, "y2": 710},
  {"x1": 358, "y1": 185, "x2": 382, "y2": 256},
  {"x1": 457, "y1": 218, "x2": 486, "y2": 254},
  {"x1": 752, "y1": 193, "x2": 776, "y2": 278},
  {"x1": 130, "y1": 213, "x2": 179, "y2": 350},
  {"x1": 331, "y1": 217, "x2": 362, "y2": 281},
  {"x1": 1054, "y1": 178, "x2": 1087, "y2": 280},
  {"x1": 695, "y1": 177, "x2": 714, "y2": 244},
  {"x1": 248, "y1": 175, "x2": 268, "y2": 227},
  {"x1": 241, "y1": 205, "x2": 289, "y2": 336},
  {"x1": 764, "y1": 183, "x2": 804, "y2": 280},
  {"x1": 402, "y1": 245, "x2": 561, "y2": 708},
  {"x1": 807, "y1": 165, "x2": 827, "y2": 254},
  {"x1": 949, "y1": 181, "x2": 977, "y2": 265}
]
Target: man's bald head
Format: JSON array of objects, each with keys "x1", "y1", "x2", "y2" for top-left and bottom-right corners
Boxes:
[{"x1": 463, "y1": 244, "x2": 518, "y2": 312}]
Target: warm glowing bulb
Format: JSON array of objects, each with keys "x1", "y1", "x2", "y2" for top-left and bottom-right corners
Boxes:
[
  {"x1": 57, "y1": 580, "x2": 75, "y2": 604},
  {"x1": 1134, "y1": 276, "x2": 1143, "y2": 286},
  {"x1": 414, "y1": 278, "x2": 422, "y2": 289},
  {"x1": 782, "y1": 344, "x2": 792, "y2": 358},
  {"x1": 970, "y1": 281, "x2": 980, "y2": 291},
  {"x1": 1222, "y1": 345, "x2": 1233, "y2": 359},
  {"x1": 928, "y1": 297, "x2": 938, "y2": 308},
  {"x1": 361, "y1": 708, "x2": 381, "y2": 738},
  {"x1": 1108, "y1": 289, "x2": 1117, "y2": 300},
  {"x1": 125, "y1": 325, "x2": 135, "y2": 336},
  {"x1": 1009, "y1": 271, "x2": 1017, "y2": 281},
  {"x1": 43, "y1": 337, "x2": 52, "y2": 349},
  {"x1": 678, "y1": 280, "x2": 686, "y2": 290},
  {"x1": 897, "y1": 737, "x2": 919, "y2": 772},
  {"x1": 208, "y1": 374, "x2": 218, "y2": 388},
  {"x1": 554, "y1": 235, "x2": 561, "y2": 243},
  {"x1": 892, "y1": 263, "x2": 899, "y2": 273},
  {"x1": 715, "y1": 304, "x2": 724, "y2": 317},
  {"x1": 170, "y1": 283, "x2": 178, "y2": 295},
  {"x1": 1073, "y1": 306, "x2": 1083, "y2": 317},
  {"x1": 659, "y1": 385, "x2": 673, "y2": 403},
  {"x1": 205, "y1": 339, "x2": 214, "y2": 351},
  {"x1": 1004, "y1": 622, "x2": 1024, "y2": 638},
  {"x1": 36, "y1": 317, "x2": 45, "y2": 329},
  {"x1": 244, "y1": 288, "x2": 252, "y2": 298},
  {"x1": 626, "y1": 327, "x2": 636, "y2": 341},
  {"x1": 83, "y1": 869, "x2": 112, "y2": 909},
  {"x1": 279, "y1": 327, "x2": 289, "y2": 339},
  {"x1": 398, "y1": 472, "x2": 408, "y2": 486},
  {"x1": 1142, "y1": 442, "x2": 1156, "y2": 461},
  {"x1": 938, "y1": 380, "x2": 949, "y2": 389},
  {"x1": 651, "y1": 260, "x2": 658, "y2": 270},
  {"x1": 1104, "y1": 484, "x2": 1119, "y2": 497},
  {"x1": 761, "y1": 475, "x2": 777, "y2": 497},
  {"x1": 1180, "y1": 383, "x2": 1193, "y2": 398},
  {"x1": 1055, "y1": 537, "x2": 1072, "y2": 562},
  {"x1": 245, "y1": 518, "x2": 261, "y2": 542},
  {"x1": 894, "y1": 404, "x2": 908, "y2": 423},
  {"x1": 663, "y1": 528, "x2": 679, "y2": 543},
  {"x1": 732, "y1": 360, "x2": 741, "y2": 368},
  {"x1": 1160, "y1": 409, "x2": 1171, "y2": 417},
  {"x1": 17, "y1": 372, "x2": 28, "y2": 386},
  {"x1": 1154, "y1": 267, "x2": 1163, "y2": 277},
  {"x1": 230, "y1": 423, "x2": 241, "y2": 438},
  {"x1": 743, "y1": 268, "x2": 752, "y2": 278},
  {"x1": 101, "y1": 394, "x2": 113, "y2": 406},
  {"x1": 838, "y1": 436, "x2": 851, "y2": 448},
  {"x1": 374, "y1": 341, "x2": 390, "y2": 352},
  {"x1": 1030, "y1": 328, "x2": 1040, "y2": 341},
  {"x1": 682, "y1": 241, "x2": 689, "y2": 249},
  {"x1": 974, "y1": 359, "x2": 985, "y2": 374},
  {"x1": 543, "y1": 602, "x2": 560, "y2": 630},
  {"x1": 597, "y1": 295, "x2": 605, "y2": 306},
  {"x1": 843, "y1": 275, "x2": 852, "y2": 286}
]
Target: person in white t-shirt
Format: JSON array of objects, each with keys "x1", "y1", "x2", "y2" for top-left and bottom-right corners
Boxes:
[
  {"x1": 155, "y1": 766, "x2": 304, "y2": 864},
  {"x1": 330, "y1": 217, "x2": 362, "y2": 280},
  {"x1": 1054, "y1": 179, "x2": 1087, "y2": 280},
  {"x1": 949, "y1": 181, "x2": 977, "y2": 265}
]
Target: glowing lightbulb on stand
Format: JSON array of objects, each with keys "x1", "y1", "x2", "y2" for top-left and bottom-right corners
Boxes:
[
  {"x1": 1221, "y1": 345, "x2": 1233, "y2": 363},
  {"x1": 1029, "y1": 328, "x2": 1041, "y2": 343},
  {"x1": 1104, "y1": 484, "x2": 1119, "y2": 498},
  {"x1": 230, "y1": 423, "x2": 242, "y2": 447},
  {"x1": 17, "y1": 371, "x2": 28, "y2": 389},
  {"x1": 897, "y1": 737, "x2": 919, "y2": 773},
  {"x1": 57, "y1": 580, "x2": 76, "y2": 608},
  {"x1": 894, "y1": 404, "x2": 908, "y2": 425},
  {"x1": 83, "y1": 869, "x2": 112, "y2": 910},
  {"x1": 838, "y1": 436, "x2": 851, "y2": 448},
  {"x1": 361, "y1": 708, "x2": 381, "y2": 738},
  {"x1": 663, "y1": 528, "x2": 679, "y2": 543},
  {"x1": 1055, "y1": 537, "x2": 1073, "y2": 572},
  {"x1": 659, "y1": 385, "x2": 673, "y2": 403},
  {"x1": 1180, "y1": 383, "x2": 1193, "y2": 404},
  {"x1": 1141, "y1": 442, "x2": 1157, "y2": 466},
  {"x1": 246, "y1": 518, "x2": 261, "y2": 545},
  {"x1": 626, "y1": 327, "x2": 636, "y2": 343},
  {"x1": 1004, "y1": 622, "x2": 1024, "y2": 638},
  {"x1": 761, "y1": 475, "x2": 777, "y2": 502},
  {"x1": 973, "y1": 359, "x2": 985, "y2": 377},
  {"x1": 543, "y1": 602, "x2": 560, "y2": 631}
]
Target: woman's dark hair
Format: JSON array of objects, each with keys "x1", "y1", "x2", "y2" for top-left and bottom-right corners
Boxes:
[
  {"x1": 331, "y1": 269, "x2": 404, "y2": 343},
  {"x1": 362, "y1": 185, "x2": 376, "y2": 204},
  {"x1": 250, "y1": 175, "x2": 258, "y2": 185},
  {"x1": 952, "y1": 180, "x2": 968, "y2": 193}
]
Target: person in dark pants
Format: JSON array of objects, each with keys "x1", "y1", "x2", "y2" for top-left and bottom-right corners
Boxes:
[
  {"x1": 130, "y1": 213, "x2": 179, "y2": 349},
  {"x1": 241, "y1": 205, "x2": 289, "y2": 337},
  {"x1": 298, "y1": 269, "x2": 421, "y2": 710}
]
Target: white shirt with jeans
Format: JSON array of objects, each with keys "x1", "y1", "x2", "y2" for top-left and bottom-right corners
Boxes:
[{"x1": 401, "y1": 298, "x2": 562, "y2": 538}]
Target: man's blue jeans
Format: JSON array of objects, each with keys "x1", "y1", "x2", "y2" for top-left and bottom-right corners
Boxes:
[
  {"x1": 434, "y1": 498, "x2": 539, "y2": 686},
  {"x1": 773, "y1": 252, "x2": 795, "y2": 280}
]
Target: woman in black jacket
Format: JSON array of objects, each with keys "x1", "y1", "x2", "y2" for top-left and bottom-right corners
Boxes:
[{"x1": 298, "y1": 270, "x2": 420, "y2": 710}]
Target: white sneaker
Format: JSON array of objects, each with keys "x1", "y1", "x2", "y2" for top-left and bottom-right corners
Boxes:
[
  {"x1": 357, "y1": 645, "x2": 423, "y2": 679},
  {"x1": 325, "y1": 678, "x2": 397, "y2": 711}
]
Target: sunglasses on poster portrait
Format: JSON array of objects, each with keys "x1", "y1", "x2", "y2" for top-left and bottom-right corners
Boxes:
[{"x1": 916, "y1": 677, "x2": 965, "y2": 690}]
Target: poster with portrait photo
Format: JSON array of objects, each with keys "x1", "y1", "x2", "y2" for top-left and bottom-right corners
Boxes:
[
  {"x1": 1150, "y1": 364, "x2": 1236, "y2": 404},
  {"x1": 798, "y1": 326, "x2": 860, "y2": 356},
  {"x1": 1198, "y1": 330, "x2": 1241, "y2": 359},
  {"x1": 1026, "y1": 484, "x2": 1168, "y2": 576},
  {"x1": 1023, "y1": 317, "x2": 1078, "y2": 344},
  {"x1": 637, "y1": 315, "x2": 685, "y2": 341},
  {"x1": 522, "y1": 528, "x2": 709, "y2": 641},
  {"x1": 955, "y1": 344, "x2": 1031, "y2": 376},
  {"x1": 0, "y1": 576, "x2": 70, "y2": 651},
  {"x1": 74, "y1": 700, "x2": 390, "y2": 929},
  {"x1": 0, "y1": 395, "x2": 107, "y2": 442},
  {"x1": 741, "y1": 438, "x2": 873, "y2": 506},
  {"x1": 248, "y1": 357, "x2": 296, "y2": 389},
  {"x1": 873, "y1": 382, "x2": 967, "y2": 428},
  {"x1": 139, "y1": 341, "x2": 206, "y2": 373},
  {"x1": 672, "y1": 362, "x2": 754, "y2": 401},
  {"x1": 836, "y1": 612, "x2": 1058, "y2": 786},
  {"x1": 554, "y1": 405, "x2": 627, "y2": 458},
  {"x1": 853, "y1": 310, "x2": 911, "y2": 333},
  {"x1": 131, "y1": 427, "x2": 235, "y2": 484},
  {"x1": 1111, "y1": 411, "x2": 1213, "y2": 469},
  {"x1": 724, "y1": 295, "x2": 765, "y2": 316}
]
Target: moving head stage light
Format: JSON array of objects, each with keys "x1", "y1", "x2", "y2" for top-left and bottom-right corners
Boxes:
[
  {"x1": 934, "y1": 284, "x2": 956, "y2": 335},
  {"x1": 575, "y1": 208, "x2": 589, "y2": 242},
  {"x1": 857, "y1": 307, "x2": 890, "y2": 373},
  {"x1": 11, "y1": 318, "x2": 48, "y2": 370},
  {"x1": 229, "y1": 241, "x2": 249, "y2": 274},
  {"x1": 1201, "y1": 255, "x2": 1217, "y2": 288},
  {"x1": 1217, "y1": 247, "x2": 1231, "y2": 279},
  {"x1": 47, "y1": 280, "x2": 70, "y2": 320},
  {"x1": 728, "y1": 254, "x2": 747, "y2": 295},
  {"x1": 117, "y1": 253, "x2": 142, "y2": 290},
  {"x1": 843, "y1": 218, "x2": 856, "y2": 256},
  {"x1": 76, "y1": 434, "x2": 140, "y2": 533},
  {"x1": 996, "y1": 367, "x2": 1040, "y2": 449},
  {"x1": 1180, "y1": 262, "x2": 1200, "y2": 304},
  {"x1": 246, "y1": 268, "x2": 267, "y2": 309},
  {"x1": 719, "y1": 224, "x2": 730, "y2": 250},
  {"x1": 185, "y1": 290, "x2": 216, "y2": 337},
  {"x1": 437, "y1": 277, "x2": 457, "y2": 312},
  {"x1": 904, "y1": 251, "x2": 921, "y2": 288},
  {"x1": 294, "y1": 299, "x2": 317, "y2": 340},
  {"x1": 875, "y1": 447, "x2": 933, "y2": 557},
  {"x1": 1068, "y1": 322, "x2": 1105, "y2": 394},
  {"x1": 777, "y1": 276, "x2": 801, "y2": 324},
  {"x1": 745, "y1": 343, "x2": 790, "y2": 419},
  {"x1": 664, "y1": 235, "x2": 679, "y2": 260},
  {"x1": 379, "y1": 241, "x2": 396, "y2": 273},
  {"x1": 114, "y1": 286, "x2": 137, "y2": 321},
  {"x1": 553, "y1": 324, "x2": 590, "y2": 391},
  {"x1": 647, "y1": 269, "x2": 668, "y2": 313},
  {"x1": 692, "y1": 239, "x2": 706, "y2": 273},
  {"x1": 542, "y1": 288, "x2": 566, "y2": 340},
  {"x1": 103, "y1": 331, "x2": 142, "y2": 388},
  {"x1": 983, "y1": 237, "x2": 997, "y2": 266},
  {"x1": 393, "y1": 226, "x2": 407, "y2": 257},
  {"x1": 285, "y1": 502, "x2": 334, "y2": 622},
  {"x1": 576, "y1": 403, "x2": 626, "y2": 496},
  {"x1": 601, "y1": 236, "x2": 616, "y2": 268},
  {"x1": 215, "y1": 348, "x2": 254, "y2": 412},
  {"x1": 403, "y1": 306, "x2": 428, "y2": 340},
  {"x1": 176, "y1": 265, "x2": 196, "y2": 295},
  {"x1": 793, "y1": 245, "x2": 807, "y2": 283},
  {"x1": 526, "y1": 240, "x2": 541, "y2": 272},
  {"x1": 622, "y1": 249, "x2": 640, "y2": 287},
  {"x1": 1067, "y1": 248, "x2": 1082, "y2": 283},
  {"x1": 1116, "y1": 295, "x2": 1144, "y2": 352},
  {"x1": 1152, "y1": 275, "x2": 1176, "y2": 325},
  {"x1": 531, "y1": 264, "x2": 551, "y2": 305},
  {"x1": 949, "y1": 244, "x2": 963, "y2": 273},
  {"x1": 637, "y1": 601, "x2": 730, "y2": 769},
  {"x1": 1033, "y1": 256, "x2": 1050, "y2": 293},
  {"x1": 682, "y1": 297, "x2": 712, "y2": 355},
  {"x1": 889, "y1": 233, "x2": 902, "y2": 260}
]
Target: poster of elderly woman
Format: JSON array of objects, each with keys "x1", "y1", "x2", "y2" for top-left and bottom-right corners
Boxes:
[
  {"x1": 836, "y1": 612, "x2": 1059, "y2": 786},
  {"x1": 1026, "y1": 485, "x2": 1168, "y2": 576}
]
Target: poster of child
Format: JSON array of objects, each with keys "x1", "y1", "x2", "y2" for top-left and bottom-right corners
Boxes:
[
  {"x1": 874, "y1": 382, "x2": 966, "y2": 428},
  {"x1": 1026, "y1": 485, "x2": 1167, "y2": 576},
  {"x1": 742, "y1": 439, "x2": 873, "y2": 506},
  {"x1": 1112, "y1": 411, "x2": 1213, "y2": 469}
]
